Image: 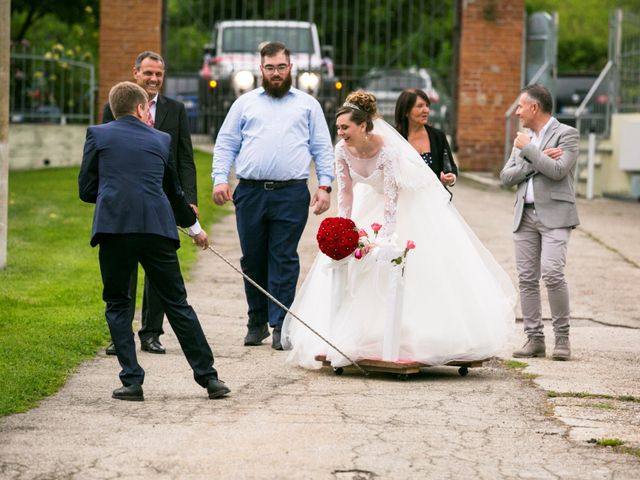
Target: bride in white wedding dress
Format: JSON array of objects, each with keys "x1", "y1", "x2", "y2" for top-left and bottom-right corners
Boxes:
[{"x1": 282, "y1": 91, "x2": 516, "y2": 369}]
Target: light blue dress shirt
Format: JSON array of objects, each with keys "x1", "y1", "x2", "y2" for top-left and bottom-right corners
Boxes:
[{"x1": 212, "y1": 87, "x2": 334, "y2": 186}]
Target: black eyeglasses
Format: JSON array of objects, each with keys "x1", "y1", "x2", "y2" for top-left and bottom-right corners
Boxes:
[{"x1": 262, "y1": 64, "x2": 290, "y2": 73}]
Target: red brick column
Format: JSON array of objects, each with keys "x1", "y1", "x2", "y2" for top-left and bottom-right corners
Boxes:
[
  {"x1": 98, "y1": 0, "x2": 163, "y2": 121},
  {"x1": 456, "y1": 0, "x2": 524, "y2": 172}
]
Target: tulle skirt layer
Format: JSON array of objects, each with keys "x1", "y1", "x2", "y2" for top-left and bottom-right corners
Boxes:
[{"x1": 282, "y1": 184, "x2": 517, "y2": 369}]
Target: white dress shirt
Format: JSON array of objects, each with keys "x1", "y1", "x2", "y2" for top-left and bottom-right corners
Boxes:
[
  {"x1": 212, "y1": 87, "x2": 334, "y2": 187},
  {"x1": 524, "y1": 116, "x2": 554, "y2": 204}
]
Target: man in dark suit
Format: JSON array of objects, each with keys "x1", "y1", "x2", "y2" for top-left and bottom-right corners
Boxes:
[
  {"x1": 102, "y1": 51, "x2": 197, "y2": 355},
  {"x1": 80, "y1": 81, "x2": 229, "y2": 401}
]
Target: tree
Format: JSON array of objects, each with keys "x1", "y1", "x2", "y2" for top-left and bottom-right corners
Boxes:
[
  {"x1": 526, "y1": 0, "x2": 637, "y2": 73},
  {"x1": 11, "y1": 0, "x2": 99, "y2": 43}
]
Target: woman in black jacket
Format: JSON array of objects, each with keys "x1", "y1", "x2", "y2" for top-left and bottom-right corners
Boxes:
[{"x1": 394, "y1": 88, "x2": 457, "y2": 188}]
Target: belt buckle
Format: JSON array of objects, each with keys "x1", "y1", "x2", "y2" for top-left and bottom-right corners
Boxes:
[{"x1": 264, "y1": 181, "x2": 275, "y2": 191}]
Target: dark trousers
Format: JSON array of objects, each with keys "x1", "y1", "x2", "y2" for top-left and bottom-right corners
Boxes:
[
  {"x1": 127, "y1": 266, "x2": 165, "y2": 342},
  {"x1": 98, "y1": 234, "x2": 218, "y2": 387},
  {"x1": 233, "y1": 182, "x2": 310, "y2": 328}
]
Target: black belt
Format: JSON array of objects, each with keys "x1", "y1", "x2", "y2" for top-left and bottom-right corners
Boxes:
[
  {"x1": 524, "y1": 203, "x2": 535, "y2": 208},
  {"x1": 238, "y1": 179, "x2": 307, "y2": 190}
]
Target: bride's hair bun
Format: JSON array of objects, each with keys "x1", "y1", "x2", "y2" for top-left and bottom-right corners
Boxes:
[
  {"x1": 335, "y1": 90, "x2": 377, "y2": 132},
  {"x1": 345, "y1": 91, "x2": 378, "y2": 118}
]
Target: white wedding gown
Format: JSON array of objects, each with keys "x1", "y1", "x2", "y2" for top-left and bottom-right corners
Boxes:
[{"x1": 282, "y1": 120, "x2": 516, "y2": 369}]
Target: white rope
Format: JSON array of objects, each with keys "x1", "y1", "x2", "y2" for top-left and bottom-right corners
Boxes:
[{"x1": 179, "y1": 228, "x2": 368, "y2": 376}]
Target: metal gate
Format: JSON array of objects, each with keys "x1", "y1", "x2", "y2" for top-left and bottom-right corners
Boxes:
[
  {"x1": 9, "y1": 44, "x2": 95, "y2": 124},
  {"x1": 618, "y1": 9, "x2": 640, "y2": 114},
  {"x1": 573, "y1": 8, "x2": 640, "y2": 138},
  {"x1": 163, "y1": 0, "x2": 457, "y2": 138}
]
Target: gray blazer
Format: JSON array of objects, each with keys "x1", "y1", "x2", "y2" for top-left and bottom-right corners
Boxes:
[{"x1": 500, "y1": 117, "x2": 580, "y2": 232}]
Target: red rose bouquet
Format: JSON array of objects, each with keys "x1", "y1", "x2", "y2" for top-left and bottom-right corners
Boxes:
[{"x1": 316, "y1": 217, "x2": 359, "y2": 260}]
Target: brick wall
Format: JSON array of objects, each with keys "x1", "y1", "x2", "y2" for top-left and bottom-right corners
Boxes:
[
  {"x1": 456, "y1": 0, "x2": 524, "y2": 172},
  {"x1": 98, "y1": 0, "x2": 163, "y2": 121}
]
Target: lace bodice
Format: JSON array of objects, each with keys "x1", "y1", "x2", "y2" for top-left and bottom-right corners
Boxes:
[{"x1": 335, "y1": 141, "x2": 398, "y2": 237}]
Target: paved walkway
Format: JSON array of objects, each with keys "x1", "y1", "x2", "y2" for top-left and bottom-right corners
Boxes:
[{"x1": 1, "y1": 177, "x2": 639, "y2": 479}]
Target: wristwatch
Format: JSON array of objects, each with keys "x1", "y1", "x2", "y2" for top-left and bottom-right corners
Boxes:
[{"x1": 318, "y1": 185, "x2": 332, "y2": 193}]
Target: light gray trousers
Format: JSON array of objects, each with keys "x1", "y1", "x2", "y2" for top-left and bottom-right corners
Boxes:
[{"x1": 514, "y1": 208, "x2": 571, "y2": 338}]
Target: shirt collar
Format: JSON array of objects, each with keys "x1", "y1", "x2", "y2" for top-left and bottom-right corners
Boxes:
[
  {"x1": 258, "y1": 87, "x2": 295, "y2": 98},
  {"x1": 530, "y1": 116, "x2": 554, "y2": 141}
]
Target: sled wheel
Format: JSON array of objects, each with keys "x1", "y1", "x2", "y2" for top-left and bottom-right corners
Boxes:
[
  {"x1": 458, "y1": 366, "x2": 469, "y2": 377},
  {"x1": 397, "y1": 374, "x2": 409, "y2": 381},
  {"x1": 334, "y1": 367, "x2": 344, "y2": 376}
]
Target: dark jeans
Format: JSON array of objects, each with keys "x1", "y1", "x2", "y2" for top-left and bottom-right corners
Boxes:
[
  {"x1": 98, "y1": 233, "x2": 218, "y2": 387},
  {"x1": 233, "y1": 182, "x2": 310, "y2": 328}
]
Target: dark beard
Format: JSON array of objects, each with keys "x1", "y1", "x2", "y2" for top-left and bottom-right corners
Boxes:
[{"x1": 262, "y1": 73, "x2": 292, "y2": 98}]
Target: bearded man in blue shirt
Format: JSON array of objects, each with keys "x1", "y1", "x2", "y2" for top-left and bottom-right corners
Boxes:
[{"x1": 212, "y1": 42, "x2": 334, "y2": 350}]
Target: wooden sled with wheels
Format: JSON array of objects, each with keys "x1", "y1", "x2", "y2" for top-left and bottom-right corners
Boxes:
[{"x1": 314, "y1": 355, "x2": 486, "y2": 380}]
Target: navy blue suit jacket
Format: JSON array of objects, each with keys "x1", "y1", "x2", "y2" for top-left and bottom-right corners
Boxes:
[
  {"x1": 102, "y1": 95, "x2": 198, "y2": 205},
  {"x1": 79, "y1": 115, "x2": 196, "y2": 247}
]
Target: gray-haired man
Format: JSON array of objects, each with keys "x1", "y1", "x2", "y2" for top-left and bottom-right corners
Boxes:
[{"x1": 500, "y1": 83, "x2": 580, "y2": 361}]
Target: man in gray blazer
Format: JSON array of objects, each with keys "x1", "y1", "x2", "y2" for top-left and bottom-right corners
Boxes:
[{"x1": 500, "y1": 83, "x2": 580, "y2": 361}]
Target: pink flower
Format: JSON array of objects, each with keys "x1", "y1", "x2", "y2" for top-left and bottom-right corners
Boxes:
[
  {"x1": 406, "y1": 240, "x2": 416, "y2": 250},
  {"x1": 358, "y1": 229, "x2": 368, "y2": 237},
  {"x1": 354, "y1": 249, "x2": 363, "y2": 259},
  {"x1": 371, "y1": 222, "x2": 382, "y2": 233}
]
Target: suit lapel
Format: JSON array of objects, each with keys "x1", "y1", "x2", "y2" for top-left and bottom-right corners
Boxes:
[
  {"x1": 539, "y1": 117, "x2": 559, "y2": 150},
  {"x1": 154, "y1": 95, "x2": 169, "y2": 130}
]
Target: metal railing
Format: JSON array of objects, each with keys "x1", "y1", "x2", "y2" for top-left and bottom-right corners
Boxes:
[
  {"x1": 504, "y1": 9, "x2": 632, "y2": 164},
  {"x1": 617, "y1": 9, "x2": 640, "y2": 113},
  {"x1": 9, "y1": 45, "x2": 95, "y2": 125},
  {"x1": 574, "y1": 60, "x2": 615, "y2": 138}
]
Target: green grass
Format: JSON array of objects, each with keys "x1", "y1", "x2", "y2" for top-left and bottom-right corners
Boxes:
[
  {"x1": 596, "y1": 438, "x2": 625, "y2": 447},
  {"x1": 589, "y1": 438, "x2": 640, "y2": 459},
  {"x1": 503, "y1": 359, "x2": 529, "y2": 369},
  {"x1": 0, "y1": 150, "x2": 228, "y2": 416}
]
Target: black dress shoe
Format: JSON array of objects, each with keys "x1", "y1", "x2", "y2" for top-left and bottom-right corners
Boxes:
[
  {"x1": 271, "y1": 326, "x2": 283, "y2": 350},
  {"x1": 105, "y1": 343, "x2": 117, "y2": 355},
  {"x1": 112, "y1": 384, "x2": 144, "y2": 401},
  {"x1": 141, "y1": 338, "x2": 166, "y2": 354},
  {"x1": 244, "y1": 323, "x2": 269, "y2": 346},
  {"x1": 206, "y1": 378, "x2": 231, "y2": 399}
]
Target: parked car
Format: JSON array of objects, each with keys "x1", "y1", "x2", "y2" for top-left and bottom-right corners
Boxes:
[
  {"x1": 198, "y1": 19, "x2": 341, "y2": 138},
  {"x1": 164, "y1": 76, "x2": 200, "y2": 133},
  {"x1": 555, "y1": 74, "x2": 609, "y2": 131},
  {"x1": 556, "y1": 75, "x2": 609, "y2": 111},
  {"x1": 175, "y1": 93, "x2": 199, "y2": 134},
  {"x1": 360, "y1": 67, "x2": 452, "y2": 132},
  {"x1": 556, "y1": 75, "x2": 596, "y2": 114}
]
